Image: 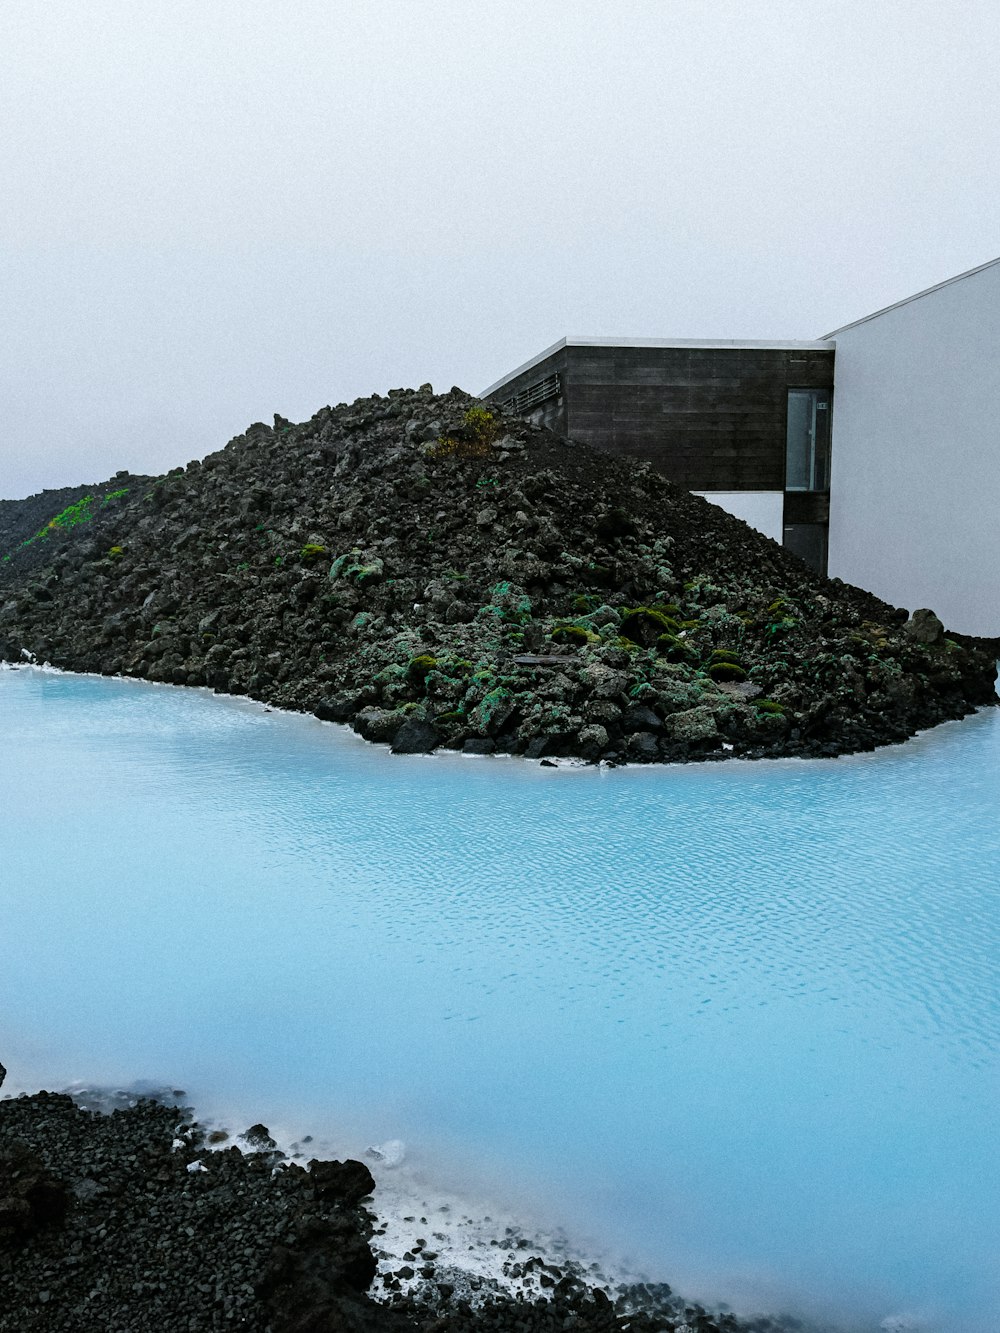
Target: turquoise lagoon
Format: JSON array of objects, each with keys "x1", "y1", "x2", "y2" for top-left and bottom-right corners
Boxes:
[{"x1": 1, "y1": 666, "x2": 998, "y2": 1331}]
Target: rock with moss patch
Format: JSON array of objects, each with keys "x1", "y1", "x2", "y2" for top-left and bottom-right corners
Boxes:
[{"x1": 662, "y1": 706, "x2": 719, "y2": 744}]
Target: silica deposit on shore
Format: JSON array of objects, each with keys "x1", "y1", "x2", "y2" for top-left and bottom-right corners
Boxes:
[{"x1": 1, "y1": 1068, "x2": 803, "y2": 1333}]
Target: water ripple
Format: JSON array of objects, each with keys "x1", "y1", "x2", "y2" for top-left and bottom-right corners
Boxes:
[{"x1": 2, "y1": 669, "x2": 999, "y2": 1330}]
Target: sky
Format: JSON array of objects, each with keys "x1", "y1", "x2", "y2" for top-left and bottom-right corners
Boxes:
[{"x1": 2, "y1": 0, "x2": 999, "y2": 498}]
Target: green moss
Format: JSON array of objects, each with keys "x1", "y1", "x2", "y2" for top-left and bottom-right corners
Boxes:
[
  {"x1": 107, "y1": 546, "x2": 124, "y2": 561},
  {"x1": 572, "y1": 593, "x2": 602, "y2": 614},
  {"x1": 656, "y1": 634, "x2": 697, "y2": 663},
  {"x1": 710, "y1": 649, "x2": 743, "y2": 664},
  {"x1": 619, "y1": 606, "x2": 681, "y2": 644},
  {"x1": 407, "y1": 654, "x2": 439, "y2": 680},
  {"x1": 300, "y1": 542, "x2": 328, "y2": 562},
  {"x1": 587, "y1": 563, "x2": 616, "y2": 588},
  {"x1": 12, "y1": 494, "x2": 106, "y2": 555},
  {"x1": 755, "y1": 699, "x2": 785, "y2": 715},
  {"x1": 765, "y1": 616, "x2": 798, "y2": 637},
  {"x1": 472, "y1": 686, "x2": 512, "y2": 729},
  {"x1": 435, "y1": 709, "x2": 466, "y2": 725},
  {"x1": 708, "y1": 661, "x2": 748, "y2": 682},
  {"x1": 550, "y1": 624, "x2": 593, "y2": 646},
  {"x1": 328, "y1": 549, "x2": 384, "y2": 587}
]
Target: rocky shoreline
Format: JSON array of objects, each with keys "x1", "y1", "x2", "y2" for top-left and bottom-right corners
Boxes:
[
  {"x1": 1, "y1": 386, "x2": 995, "y2": 764},
  {"x1": 1, "y1": 1066, "x2": 813, "y2": 1333}
]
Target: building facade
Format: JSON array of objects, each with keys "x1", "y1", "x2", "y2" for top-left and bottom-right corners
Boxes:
[
  {"x1": 823, "y1": 257, "x2": 1000, "y2": 638},
  {"x1": 481, "y1": 338, "x2": 835, "y2": 573},
  {"x1": 482, "y1": 258, "x2": 1000, "y2": 636}
]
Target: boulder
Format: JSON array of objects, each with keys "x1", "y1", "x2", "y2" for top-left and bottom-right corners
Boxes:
[
  {"x1": 904, "y1": 608, "x2": 945, "y2": 645},
  {"x1": 661, "y1": 706, "x2": 719, "y2": 744},
  {"x1": 352, "y1": 707, "x2": 403, "y2": 744},
  {"x1": 306, "y1": 1158, "x2": 376, "y2": 1206},
  {"x1": 462, "y1": 738, "x2": 495, "y2": 755},
  {"x1": 390, "y1": 719, "x2": 439, "y2": 754},
  {"x1": 623, "y1": 704, "x2": 662, "y2": 732},
  {"x1": 626, "y1": 730, "x2": 660, "y2": 761}
]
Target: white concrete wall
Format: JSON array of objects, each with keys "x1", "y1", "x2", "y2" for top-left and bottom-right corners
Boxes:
[
  {"x1": 827, "y1": 260, "x2": 1000, "y2": 636},
  {"x1": 692, "y1": 491, "x2": 784, "y2": 544}
]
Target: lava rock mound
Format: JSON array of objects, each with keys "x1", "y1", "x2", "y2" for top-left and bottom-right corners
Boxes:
[{"x1": 0, "y1": 386, "x2": 994, "y2": 762}]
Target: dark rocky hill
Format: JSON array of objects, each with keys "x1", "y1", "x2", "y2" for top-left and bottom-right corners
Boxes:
[
  {"x1": 0, "y1": 386, "x2": 994, "y2": 762},
  {"x1": 0, "y1": 472, "x2": 150, "y2": 576}
]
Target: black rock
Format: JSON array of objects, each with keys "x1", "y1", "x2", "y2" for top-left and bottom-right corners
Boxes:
[
  {"x1": 307, "y1": 1157, "x2": 376, "y2": 1205},
  {"x1": 389, "y1": 718, "x2": 439, "y2": 754},
  {"x1": 241, "y1": 1123, "x2": 277, "y2": 1150},
  {"x1": 623, "y1": 704, "x2": 662, "y2": 732},
  {"x1": 463, "y1": 737, "x2": 496, "y2": 755}
]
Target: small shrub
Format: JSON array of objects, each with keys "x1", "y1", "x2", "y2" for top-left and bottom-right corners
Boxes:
[
  {"x1": 300, "y1": 543, "x2": 328, "y2": 562},
  {"x1": 430, "y1": 406, "x2": 500, "y2": 459},
  {"x1": 107, "y1": 546, "x2": 124, "y2": 561}
]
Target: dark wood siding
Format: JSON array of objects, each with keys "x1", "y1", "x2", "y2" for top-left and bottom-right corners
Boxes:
[{"x1": 562, "y1": 345, "x2": 834, "y2": 492}]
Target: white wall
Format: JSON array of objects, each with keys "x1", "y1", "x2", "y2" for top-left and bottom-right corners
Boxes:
[
  {"x1": 692, "y1": 491, "x2": 785, "y2": 544},
  {"x1": 827, "y1": 260, "x2": 1000, "y2": 637}
]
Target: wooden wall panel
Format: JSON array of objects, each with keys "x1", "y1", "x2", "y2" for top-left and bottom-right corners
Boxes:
[{"x1": 563, "y1": 346, "x2": 834, "y2": 492}]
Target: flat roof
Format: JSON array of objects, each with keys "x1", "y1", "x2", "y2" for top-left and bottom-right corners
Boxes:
[
  {"x1": 823, "y1": 254, "x2": 1000, "y2": 338},
  {"x1": 480, "y1": 336, "x2": 834, "y2": 398}
]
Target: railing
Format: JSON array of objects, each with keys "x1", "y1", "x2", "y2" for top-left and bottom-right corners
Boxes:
[{"x1": 500, "y1": 372, "x2": 561, "y2": 415}]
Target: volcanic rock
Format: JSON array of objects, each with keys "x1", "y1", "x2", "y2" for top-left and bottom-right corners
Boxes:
[{"x1": 0, "y1": 387, "x2": 994, "y2": 763}]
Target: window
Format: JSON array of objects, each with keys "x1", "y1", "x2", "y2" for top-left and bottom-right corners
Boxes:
[{"x1": 785, "y1": 389, "x2": 831, "y2": 491}]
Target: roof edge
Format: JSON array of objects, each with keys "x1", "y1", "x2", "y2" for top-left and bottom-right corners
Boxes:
[
  {"x1": 478, "y1": 338, "x2": 568, "y2": 398},
  {"x1": 823, "y1": 255, "x2": 1000, "y2": 338},
  {"x1": 480, "y1": 336, "x2": 834, "y2": 398}
]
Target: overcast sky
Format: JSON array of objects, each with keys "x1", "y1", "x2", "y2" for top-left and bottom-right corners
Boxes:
[{"x1": 2, "y1": 0, "x2": 999, "y2": 498}]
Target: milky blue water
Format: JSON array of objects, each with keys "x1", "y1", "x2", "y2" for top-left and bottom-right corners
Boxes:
[{"x1": 1, "y1": 667, "x2": 998, "y2": 1331}]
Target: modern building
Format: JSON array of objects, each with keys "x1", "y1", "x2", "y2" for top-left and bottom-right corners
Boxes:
[
  {"x1": 822, "y1": 257, "x2": 1000, "y2": 639},
  {"x1": 481, "y1": 257, "x2": 1000, "y2": 637},
  {"x1": 481, "y1": 338, "x2": 835, "y2": 574}
]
